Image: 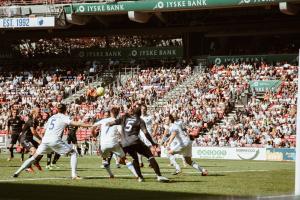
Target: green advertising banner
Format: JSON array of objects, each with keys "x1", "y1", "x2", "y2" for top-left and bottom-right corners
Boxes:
[
  {"x1": 208, "y1": 54, "x2": 298, "y2": 65},
  {"x1": 73, "y1": 47, "x2": 183, "y2": 59},
  {"x1": 249, "y1": 80, "x2": 281, "y2": 92},
  {"x1": 64, "y1": 0, "x2": 300, "y2": 14}
]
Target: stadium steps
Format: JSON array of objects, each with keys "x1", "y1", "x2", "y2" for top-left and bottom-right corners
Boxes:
[
  {"x1": 149, "y1": 70, "x2": 202, "y2": 110},
  {"x1": 218, "y1": 104, "x2": 245, "y2": 127},
  {"x1": 62, "y1": 69, "x2": 115, "y2": 104}
]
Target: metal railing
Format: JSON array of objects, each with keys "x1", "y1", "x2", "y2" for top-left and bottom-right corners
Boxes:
[{"x1": 0, "y1": 0, "x2": 127, "y2": 6}]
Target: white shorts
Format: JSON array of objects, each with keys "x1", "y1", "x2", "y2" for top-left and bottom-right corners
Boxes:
[
  {"x1": 36, "y1": 140, "x2": 73, "y2": 155},
  {"x1": 101, "y1": 144, "x2": 125, "y2": 159},
  {"x1": 171, "y1": 142, "x2": 192, "y2": 157}
]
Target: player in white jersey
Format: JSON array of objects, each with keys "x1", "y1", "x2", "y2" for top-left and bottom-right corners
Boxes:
[
  {"x1": 13, "y1": 104, "x2": 92, "y2": 179},
  {"x1": 164, "y1": 114, "x2": 208, "y2": 176},
  {"x1": 174, "y1": 118, "x2": 188, "y2": 167},
  {"x1": 92, "y1": 107, "x2": 137, "y2": 178},
  {"x1": 138, "y1": 104, "x2": 157, "y2": 167},
  {"x1": 160, "y1": 122, "x2": 187, "y2": 170}
]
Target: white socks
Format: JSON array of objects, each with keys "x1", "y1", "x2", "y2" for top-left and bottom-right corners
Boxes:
[
  {"x1": 14, "y1": 156, "x2": 35, "y2": 175},
  {"x1": 192, "y1": 161, "x2": 203, "y2": 172},
  {"x1": 126, "y1": 162, "x2": 138, "y2": 177},
  {"x1": 169, "y1": 155, "x2": 181, "y2": 171},
  {"x1": 70, "y1": 152, "x2": 77, "y2": 178}
]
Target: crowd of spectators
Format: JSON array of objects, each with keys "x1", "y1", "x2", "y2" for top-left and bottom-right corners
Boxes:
[
  {"x1": 13, "y1": 36, "x2": 182, "y2": 58},
  {"x1": 193, "y1": 63, "x2": 297, "y2": 148},
  {"x1": 0, "y1": 63, "x2": 96, "y2": 132},
  {"x1": 0, "y1": 59, "x2": 297, "y2": 149}
]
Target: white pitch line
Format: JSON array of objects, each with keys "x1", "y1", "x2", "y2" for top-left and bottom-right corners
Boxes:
[
  {"x1": 257, "y1": 194, "x2": 297, "y2": 199},
  {"x1": 185, "y1": 169, "x2": 269, "y2": 173},
  {"x1": 0, "y1": 169, "x2": 270, "y2": 182},
  {"x1": 0, "y1": 177, "x2": 69, "y2": 182}
]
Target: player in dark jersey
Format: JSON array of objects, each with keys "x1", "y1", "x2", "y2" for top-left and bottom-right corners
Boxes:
[
  {"x1": 6, "y1": 109, "x2": 25, "y2": 161},
  {"x1": 19, "y1": 108, "x2": 43, "y2": 172},
  {"x1": 67, "y1": 117, "x2": 82, "y2": 156},
  {"x1": 107, "y1": 103, "x2": 169, "y2": 182}
]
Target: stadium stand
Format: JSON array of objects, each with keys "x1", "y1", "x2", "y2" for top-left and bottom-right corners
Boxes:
[
  {"x1": 194, "y1": 62, "x2": 297, "y2": 148},
  {"x1": 12, "y1": 36, "x2": 182, "y2": 58}
]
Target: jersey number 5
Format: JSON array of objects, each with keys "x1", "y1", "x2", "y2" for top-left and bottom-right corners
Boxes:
[
  {"x1": 125, "y1": 120, "x2": 135, "y2": 132},
  {"x1": 49, "y1": 119, "x2": 56, "y2": 130}
]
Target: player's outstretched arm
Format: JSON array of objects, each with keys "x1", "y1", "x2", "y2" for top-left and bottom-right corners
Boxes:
[
  {"x1": 166, "y1": 131, "x2": 176, "y2": 148},
  {"x1": 152, "y1": 123, "x2": 158, "y2": 137},
  {"x1": 70, "y1": 121, "x2": 92, "y2": 128},
  {"x1": 160, "y1": 129, "x2": 169, "y2": 145},
  {"x1": 106, "y1": 117, "x2": 122, "y2": 126},
  {"x1": 90, "y1": 122, "x2": 101, "y2": 137}
]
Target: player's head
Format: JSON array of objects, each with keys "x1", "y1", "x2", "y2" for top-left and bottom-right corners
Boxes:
[
  {"x1": 110, "y1": 107, "x2": 120, "y2": 118},
  {"x1": 31, "y1": 108, "x2": 40, "y2": 119},
  {"x1": 127, "y1": 103, "x2": 134, "y2": 115},
  {"x1": 42, "y1": 112, "x2": 49, "y2": 120},
  {"x1": 141, "y1": 104, "x2": 147, "y2": 115},
  {"x1": 133, "y1": 105, "x2": 142, "y2": 117},
  {"x1": 104, "y1": 110, "x2": 110, "y2": 118},
  {"x1": 11, "y1": 109, "x2": 18, "y2": 117},
  {"x1": 57, "y1": 103, "x2": 67, "y2": 114},
  {"x1": 165, "y1": 114, "x2": 175, "y2": 125},
  {"x1": 173, "y1": 112, "x2": 180, "y2": 121}
]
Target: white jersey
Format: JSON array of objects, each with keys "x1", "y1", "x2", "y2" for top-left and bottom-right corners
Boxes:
[
  {"x1": 169, "y1": 123, "x2": 190, "y2": 147},
  {"x1": 141, "y1": 115, "x2": 153, "y2": 133},
  {"x1": 43, "y1": 113, "x2": 71, "y2": 142},
  {"x1": 139, "y1": 114, "x2": 154, "y2": 146},
  {"x1": 94, "y1": 117, "x2": 120, "y2": 148}
]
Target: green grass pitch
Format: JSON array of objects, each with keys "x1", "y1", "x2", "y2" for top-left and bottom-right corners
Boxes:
[{"x1": 0, "y1": 154, "x2": 296, "y2": 200}]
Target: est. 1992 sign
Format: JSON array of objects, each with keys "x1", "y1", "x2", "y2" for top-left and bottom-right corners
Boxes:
[{"x1": 0, "y1": 17, "x2": 55, "y2": 28}]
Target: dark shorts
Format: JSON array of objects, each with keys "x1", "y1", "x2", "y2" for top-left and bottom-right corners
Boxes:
[
  {"x1": 123, "y1": 142, "x2": 153, "y2": 160},
  {"x1": 67, "y1": 134, "x2": 77, "y2": 144},
  {"x1": 21, "y1": 139, "x2": 39, "y2": 151},
  {"x1": 10, "y1": 133, "x2": 20, "y2": 145}
]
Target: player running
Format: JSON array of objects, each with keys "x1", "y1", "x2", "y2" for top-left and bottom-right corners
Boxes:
[
  {"x1": 13, "y1": 104, "x2": 91, "y2": 179},
  {"x1": 164, "y1": 114, "x2": 208, "y2": 176},
  {"x1": 92, "y1": 106, "x2": 138, "y2": 178},
  {"x1": 6, "y1": 109, "x2": 25, "y2": 161},
  {"x1": 107, "y1": 103, "x2": 169, "y2": 182}
]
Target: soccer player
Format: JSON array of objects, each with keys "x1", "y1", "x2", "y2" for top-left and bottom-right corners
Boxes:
[
  {"x1": 138, "y1": 104, "x2": 157, "y2": 168},
  {"x1": 67, "y1": 116, "x2": 82, "y2": 156},
  {"x1": 92, "y1": 107, "x2": 137, "y2": 178},
  {"x1": 19, "y1": 108, "x2": 43, "y2": 172},
  {"x1": 164, "y1": 114, "x2": 208, "y2": 176},
  {"x1": 107, "y1": 104, "x2": 169, "y2": 182},
  {"x1": 6, "y1": 109, "x2": 25, "y2": 161},
  {"x1": 13, "y1": 104, "x2": 91, "y2": 179}
]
